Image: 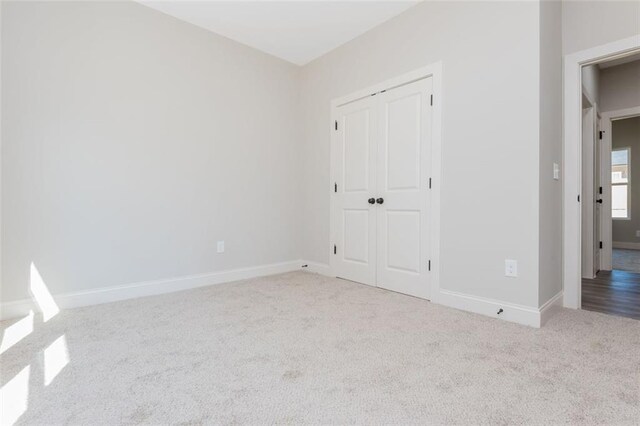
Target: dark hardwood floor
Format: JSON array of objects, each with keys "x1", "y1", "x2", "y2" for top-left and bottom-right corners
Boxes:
[{"x1": 582, "y1": 270, "x2": 640, "y2": 320}]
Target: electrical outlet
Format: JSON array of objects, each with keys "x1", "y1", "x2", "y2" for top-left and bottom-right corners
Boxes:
[
  {"x1": 505, "y1": 259, "x2": 518, "y2": 277},
  {"x1": 217, "y1": 241, "x2": 225, "y2": 253}
]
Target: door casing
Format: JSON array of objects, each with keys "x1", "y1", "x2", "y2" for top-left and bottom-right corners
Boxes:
[{"x1": 563, "y1": 35, "x2": 640, "y2": 309}]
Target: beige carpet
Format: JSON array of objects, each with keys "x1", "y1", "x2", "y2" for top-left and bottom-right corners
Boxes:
[
  {"x1": 613, "y1": 248, "x2": 640, "y2": 273},
  {"x1": 1, "y1": 272, "x2": 639, "y2": 425}
]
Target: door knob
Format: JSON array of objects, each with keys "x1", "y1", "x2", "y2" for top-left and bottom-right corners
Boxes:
[
  {"x1": 596, "y1": 199, "x2": 603, "y2": 204},
  {"x1": 376, "y1": 198, "x2": 384, "y2": 204},
  {"x1": 368, "y1": 198, "x2": 375, "y2": 204}
]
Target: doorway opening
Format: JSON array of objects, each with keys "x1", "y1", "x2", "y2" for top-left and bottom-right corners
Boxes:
[{"x1": 575, "y1": 51, "x2": 640, "y2": 320}]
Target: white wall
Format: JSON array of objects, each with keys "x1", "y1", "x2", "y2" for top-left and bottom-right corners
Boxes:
[
  {"x1": 562, "y1": 0, "x2": 640, "y2": 55},
  {"x1": 538, "y1": 0, "x2": 563, "y2": 305},
  {"x1": 581, "y1": 65, "x2": 600, "y2": 107},
  {"x1": 600, "y1": 60, "x2": 640, "y2": 113},
  {"x1": 299, "y1": 1, "x2": 543, "y2": 308},
  {"x1": 5, "y1": 0, "x2": 630, "y2": 320},
  {"x1": 1, "y1": 1, "x2": 302, "y2": 303}
]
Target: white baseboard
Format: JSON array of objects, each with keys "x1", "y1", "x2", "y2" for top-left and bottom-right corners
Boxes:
[
  {"x1": 1, "y1": 260, "x2": 302, "y2": 321},
  {"x1": 612, "y1": 241, "x2": 640, "y2": 250},
  {"x1": 539, "y1": 291, "x2": 563, "y2": 326},
  {"x1": 300, "y1": 260, "x2": 332, "y2": 277},
  {"x1": 1, "y1": 300, "x2": 36, "y2": 322},
  {"x1": 2, "y1": 259, "x2": 563, "y2": 329},
  {"x1": 437, "y1": 289, "x2": 544, "y2": 328}
]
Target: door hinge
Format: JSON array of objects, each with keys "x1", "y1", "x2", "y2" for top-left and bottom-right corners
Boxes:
[
  {"x1": 335, "y1": 120, "x2": 338, "y2": 131},
  {"x1": 599, "y1": 241, "x2": 603, "y2": 249},
  {"x1": 333, "y1": 244, "x2": 337, "y2": 255},
  {"x1": 429, "y1": 177, "x2": 432, "y2": 189},
  {"x1": 578, "y1": 195, "x2": 581, "y2": 202},
  {"x1": 599, "y1": 130, "x2": 603, "y2": 140},
  {"x1": 430, "y1": 94, "x2": 433, "y2": 106},
  {"x1": 428, "y1": 260, "x2": 431, "y2": 271},
  {"x1": 334, "y1": 182, "x2": 337, "y2": 193}
]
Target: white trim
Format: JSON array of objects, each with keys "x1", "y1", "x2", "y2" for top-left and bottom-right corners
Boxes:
[
  {"x1": 0, "y1": 300, "x2": 34, "y2": 322},
  {"x1": 603, "y1": 106, "x2": 640, "y2": 121},
  {"x1": 301, "y1": 261, "x2": 333, "y2": 277},
  {"x1": 581, "y1": 104, "x2": 597, "y2": 279},
  {"x1": 600, "y1": 112, "x2": 614, "y2": 270},
  {"x1": 539, "y1": 291, "x2": 564, "y2": 327},
  {"x1": 0, "y1": 260, "x2": 301, "y2": 321},
  {"x1": 328, "y1": 62, "x2": 442, "y2": 301},
  {"x1": 612, "y1": 241, "x2": 640, "y2": 250},
  {"x1": 429, "y1": 63, "x2": 443, "y2": 303},
  {"x1": 330, "y1": 66, "x2": 439, "y2": 109},
  {"x1": 563, "y1": 35, "x2": 640, "y2": 310},
  {"x1": 438, "y1": 290, "x2": 544, "y2": 328}
]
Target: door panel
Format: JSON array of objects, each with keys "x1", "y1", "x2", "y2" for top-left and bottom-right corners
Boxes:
[
  {"x1": 330, "y1": 76, "x2": 433, "y2": 298},
  {"x1": 343, "y1": 109, "x2": 371, "y2": 192},
  {"x1": 343, "y1": 209, "x2": 370, "y2": 264},
  {"x1": 386, "y1": 210, "x2": 420, "y2": 273},
  {"x1": 332, "y1": 97, "x2": 377, "y2": 286},
  {"x1": 594, "y1": 118, "x2": 601, "y2": 274},
  {"x1": 385, "y1": 93, "x2": 421, "y2": 191},
  {"x1": 377, "y1": 78, "x2": 432, "y2": 299}
]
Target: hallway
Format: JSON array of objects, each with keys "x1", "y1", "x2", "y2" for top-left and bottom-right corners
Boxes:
[
  {"x1": 612, "y1": 248, "x2": 640, "y2": 273},
  {"x1": 582, "y1": 269, "x2": 640, "y2": 319}
]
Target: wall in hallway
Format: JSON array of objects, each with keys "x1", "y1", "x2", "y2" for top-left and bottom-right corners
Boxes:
[{"x1": 612, "y1": 116, "x2": 640, "y2": 244}]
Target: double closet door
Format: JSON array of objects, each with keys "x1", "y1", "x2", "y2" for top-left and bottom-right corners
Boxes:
[{"x1": 330, "y1": 77, "x2": 433, "y2": 299}]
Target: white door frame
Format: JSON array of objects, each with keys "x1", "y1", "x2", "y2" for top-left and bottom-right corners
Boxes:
[
  {"x1": 580, "y1": 93, "x2": 597, "y2": 280},
  {"x1": 600, "y1": 106, "x2": 640, "y2": 270},
  {"x1": 563, "y1": 35, "x2": 640, "y2": 309},
  {"x1": 329, "y1": 62, "x2": 442, "y2": 301}
]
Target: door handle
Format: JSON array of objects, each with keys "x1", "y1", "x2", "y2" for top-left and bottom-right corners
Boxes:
[
  {"x1": 376, "y1": 198, "x2": 384, "y2": 204},
  {"x1": 596, "y1": 199, "x2": 603, "y2": 204},
  {"x1": 368, "y1": 198, "x2": 375, "y2": 204}
]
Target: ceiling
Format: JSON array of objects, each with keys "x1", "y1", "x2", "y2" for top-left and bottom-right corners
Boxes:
[{"x1": 139, "y1": 1, "x2": 419, "y2": 66}]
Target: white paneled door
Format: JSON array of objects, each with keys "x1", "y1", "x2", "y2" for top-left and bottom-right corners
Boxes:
[
  {"x1": 332, "y1": 95, "x2": 378, "y2": 286},
  {"x1": 331, "y1": 77, "x2": 433, "y2": 299}
]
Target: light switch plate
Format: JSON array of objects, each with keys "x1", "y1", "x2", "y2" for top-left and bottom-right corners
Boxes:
[
  {"x1": 217, "y1": 241, "x2": 225, "y2": 253},
  {"x1": 553, "y1": 163, "x2": 560, "y2": 180}
]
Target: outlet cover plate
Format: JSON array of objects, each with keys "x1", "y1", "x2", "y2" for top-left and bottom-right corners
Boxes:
[{"x1": 505, "y1": 259, "x2": 518, "y2": 277}]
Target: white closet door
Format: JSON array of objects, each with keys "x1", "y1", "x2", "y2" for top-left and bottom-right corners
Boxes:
[
  {"x1": 376, "y1": 78, "x2": 432, "y2": 298},
  {"x1": 332, "y1": 96, "x2": 378, "y2": 286}
]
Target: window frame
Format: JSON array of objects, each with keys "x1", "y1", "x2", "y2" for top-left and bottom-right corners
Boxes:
[{"x1": 612, "y1": 146, "x2": 631, "y2": 221}]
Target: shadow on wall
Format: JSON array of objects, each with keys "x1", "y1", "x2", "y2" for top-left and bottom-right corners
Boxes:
[{"x1": 0, "y1": 263, "x2": 70, "y2": 425}]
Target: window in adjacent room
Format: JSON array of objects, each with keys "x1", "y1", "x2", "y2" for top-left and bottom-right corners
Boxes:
[{"x1": 612, "y1": 147, "x2": 630, "y2": 219}]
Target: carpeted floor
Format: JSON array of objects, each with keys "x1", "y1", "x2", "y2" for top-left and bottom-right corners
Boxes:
[
  {"x1": 613, "y1": 248, "x2": 640, "y2": 273},
  {"x1": 1, "y1": 272, "x2": 639, "y2": 425}
]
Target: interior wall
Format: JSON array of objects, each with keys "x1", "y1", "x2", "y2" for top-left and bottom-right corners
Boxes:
[
  {"x1": 6, "y1": 0, "x2": 632, "y2": 314},
  {"x1": 538, "y1": 0, "x2": 562, "y2": 305},
  {"x1": 581, "y1": 65, "x2": 600, "y2": 107},
  {"x1": 299, "y1": 1, "x2": 542, "y2": 308},
  {"x1": 612, "y1": 116, "x2": 640, "y2": 244},
  {"x1": 600, "y1": 60, "x2": 640, "y2": 113},
  {"x1": 562, "y1": 0, "x2": 640, "y2": 55},
  {"x1": 1, "y1": 1, "x2": 302, "y2": 303}
]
